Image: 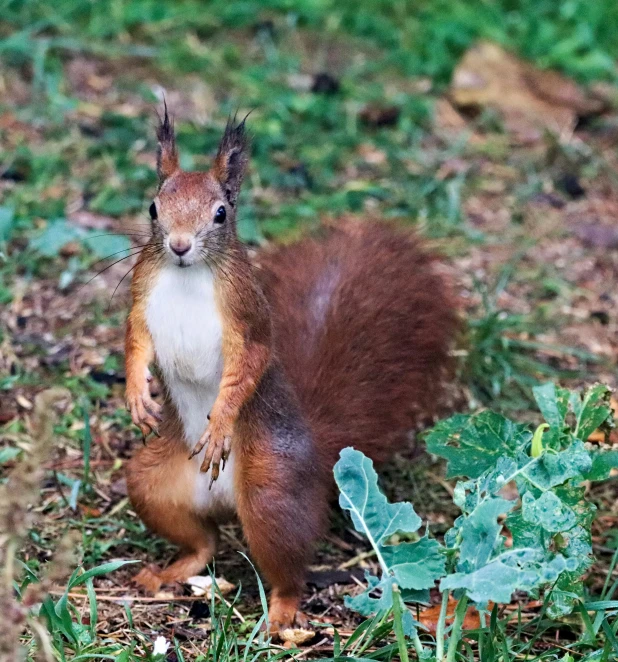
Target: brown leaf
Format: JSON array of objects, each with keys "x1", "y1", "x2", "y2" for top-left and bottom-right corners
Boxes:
[
  {"x1": 571, "y1": 221, "x2": 618, "y2": 249},
  {"x1": 16, "y1": 394, "x2": 33, "y2": 410},
  {"x1": 59, "y1": 241, "x2": 82, "y2": 258},
  {"x1": 279, "y1": 627, "x2": 315, "y2": 646},
  {"x1": 434, "y1": 99, "x2": 468, "y2": 134},
  {"x1": 419, "y1": 597, "x2": 488, "y2": 634},
  {"x1": 186, "y1": 575, "x2": 235, "y2": 598},
  {"x1": 79, "y1": 505, "x2": 102, "y2": 518},
  {"x1": 359, "y1": 104, "x2": 400, "y2": 127},
  {"x1": 450, "y1": 41, "x2": 605, "y2": 140}
]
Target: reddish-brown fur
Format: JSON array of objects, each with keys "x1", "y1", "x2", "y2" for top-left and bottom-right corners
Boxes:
[
  {"x1": 257, "y1": 220, "x2": 458, "y2": 472},
  {"x1": 124, "y1": 112, "x2": 458, "y2": 635}
]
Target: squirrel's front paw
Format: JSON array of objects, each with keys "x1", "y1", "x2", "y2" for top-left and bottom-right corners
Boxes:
[
  {"x1": 126, "y1": 387, "x2": 162, "y2": 438},
  {"x1": 189, "y1": 420, "x2": 233, "y2": 485}
]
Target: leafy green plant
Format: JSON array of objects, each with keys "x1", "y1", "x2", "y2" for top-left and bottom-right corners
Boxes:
[{"x1": 334, "y1": 383, "x2": 618, "y2": 660}]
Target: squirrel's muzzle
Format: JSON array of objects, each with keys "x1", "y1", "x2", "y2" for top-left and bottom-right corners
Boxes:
[{"x1": 168, "y1": 234, "x2": 194, "y2": 257}]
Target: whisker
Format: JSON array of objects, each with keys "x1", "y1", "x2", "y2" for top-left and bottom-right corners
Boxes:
[
  {"x1": 202, "y1": 251, "x2": 246, "y2": 302},
  {"x1": 86, "y1": 232, "x2": 153, "y2": 239},
  {"x1": 88, "y1": 243, "x2": 153, "y2": 269},
  {"x1": 107, "y1": 260, "x2": 143, "y2": 310},
  {"x1": 78, "y1": 247, "x2": 151, "y2": 293}
]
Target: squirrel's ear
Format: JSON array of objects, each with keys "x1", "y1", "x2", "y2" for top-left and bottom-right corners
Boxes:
[
  {"x1": 156, "y1": 102, "x2": 179, "y2": 182},
  {"x1": 212, "y1": 115, "x2": 250, "y2": 206}
]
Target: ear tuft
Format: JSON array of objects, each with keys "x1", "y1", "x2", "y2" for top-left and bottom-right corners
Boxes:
[
  {"x1": 212, "y1": 113, "x2": 251, "y2": 206},
  {"x1": 156, "y1": 100, "x2": 179, "y2": 182}
]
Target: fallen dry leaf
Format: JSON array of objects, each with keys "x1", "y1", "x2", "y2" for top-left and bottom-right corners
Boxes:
[
  {"x1": 186, "y1": 575, "x2": 235, "y2": 598},
  {"x1": 450, "y1": 41, "x2": 605, "y2": 140},
  {"x1": 434, "y1": 98, "x2": 469, "y2": 134},
  {"x1": 279, "y1": 627, "x2": 315, "y2": 646},
  {"x1": 419, "y1": 597, "x2": 489, "y2": 634},
  {"x1": 16, "y1": 394, "x2": 33, "y2": 410},
  {"x1": 78, "y1": 505, "x2": 103, "y2": 518},
  {"x1": 587, "y1": 430, "x2": 606, "y2": 443},
  {"x1": 359, "y1": 104, "x2": 400, "y2": 127},
  {"x1": 571, "y1": 221, "x2": 618, "y2": 249},
  {"x1": 154, "y1": 591, "x2": 175, "y2": 600}
]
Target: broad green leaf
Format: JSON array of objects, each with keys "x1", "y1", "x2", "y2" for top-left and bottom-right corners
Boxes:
[
  {"x1": 400, "y1": 587, "x2": 431, "y2": 604},
  {"x1": 380, "y1": 537, "x2": 445, "y2": 590},
  {"x1": 31, "y1": 218, "x2": 84, "y2": 257},
  {"x1": 30, "y1": 218, "x2": 132, "y2": 260},
  {"x1": 522, "y1": 491, "x2": 577, "y2": 533},
  {"x1": 506, "y1": 510, "x2": 543, "y2": 552},
  {"x1": 0, "y1": 446, "x2": 21, "y2": 463},
  {"x1": 425, "y1": 411, "x2": 532, "y2": 478},
  {"x1": 571, "y1": 384, "x2": 614, "y2": 442},
  {"x1": 547, "y1": 525, "x2": 594, "y2": 618},
  {"x1": 585, "y1": 450, "x2": 618, "y2": 481},
  {"x1": 335, "y1": 447, "x2": 422, "y2": 552},
  {"x1": 0, "y1": 206, "x2": 15, "y2": 242},
  {"x1": 83, "y1": 232, "x2": 131, "y2": 259},
  {"x1": 345, "y1": 573, "x2": 393, "y2": 616},
  {"x1": 522, "y1": 441, "x2": 591, "y2": 490},
  {"x1": 335, "y1": 448, "x2": 445, "y2": 618},
  {"x1": 533, "y1": 383, "x2": 570, "y2": 429},
  {"x1": 441, "y1": 549, "x2": 577, "y2": 604},
  {"x1": 457, "y1": 497, "x2": 514, "y2": 572},
  {"x1": 401, "y1": 609, "x2": 421, "y2": 639}
]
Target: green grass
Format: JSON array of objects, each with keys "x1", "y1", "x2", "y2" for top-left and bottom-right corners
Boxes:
[{"x1": 1, "y1": 0, "x2": 618, "y2": 659}]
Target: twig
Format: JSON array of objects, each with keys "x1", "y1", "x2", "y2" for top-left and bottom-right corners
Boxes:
[
  {"x1": 49, "y1": 591, "x2": 210, "y2": 603},
  {"x1": 338, "y1": 550, "x2": 376, "y2": 570},
  {"x1": 292, "y1": 637, "x2": 330, "y2": 659}
]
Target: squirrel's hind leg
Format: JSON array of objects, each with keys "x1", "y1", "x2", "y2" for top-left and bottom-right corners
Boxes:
[
  {"x1": 127, "y1": 434, "x2": 219, "y2": 592},
  {"x1": 133, "y1": 537, "x2": 217, "y2": 593},
  {"x1": 236, "y1": 430, "x2": 326, "y2": 636}
]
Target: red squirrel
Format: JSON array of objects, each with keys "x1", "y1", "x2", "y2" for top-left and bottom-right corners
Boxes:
[{"x1": 124, "y1": 109, "x2": 458, "y2": 635}]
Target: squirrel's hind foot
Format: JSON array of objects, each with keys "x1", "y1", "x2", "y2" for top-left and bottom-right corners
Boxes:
[
  {"x1": 267, "y1": 595, "x2": 309, "y2": 638},
  {"x1": 133, "y1": 564, "x2": 164, "y2": 593}
]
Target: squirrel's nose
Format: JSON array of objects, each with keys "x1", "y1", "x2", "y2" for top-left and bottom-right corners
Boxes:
[{"x1": 169, "y1": 236, "x2": 193, "y2": 257}]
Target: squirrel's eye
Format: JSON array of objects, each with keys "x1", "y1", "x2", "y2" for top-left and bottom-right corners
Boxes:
[
  {"x1": 214, "y1": 205, "x2": 226, "y2": 224},
  {"x1": 149, "y1": 202, "x2": 158, "y2": 221}
]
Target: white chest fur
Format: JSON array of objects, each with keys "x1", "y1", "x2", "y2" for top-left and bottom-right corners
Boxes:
[{"x1": 145, "y1": 264, "x2": 235, "y2": 516}]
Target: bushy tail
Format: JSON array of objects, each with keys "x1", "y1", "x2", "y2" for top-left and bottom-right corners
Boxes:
[{"x1": 256, "y1": 220, "x2": 458, "y2": 469}]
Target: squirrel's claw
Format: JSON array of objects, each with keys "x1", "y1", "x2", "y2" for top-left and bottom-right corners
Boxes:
[
  {"x1": 221, "y1": 435, "x2": 232, "y2": 469},
  {"x1": 127, "y1": 390, "x2": 162, "y2": 438},
  {"x1": 189, "y1": 432, "x2": 208, "y2": 460},
  {"x1": 205, "y1": 435, "x2": 230, "y2": 488},
  {"x1": 192, "y1": 425, "x2": 232, "y2": 486}
]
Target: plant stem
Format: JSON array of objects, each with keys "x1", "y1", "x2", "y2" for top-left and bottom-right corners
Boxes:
[
  {"x1": 601, "y1": 545, "x2": 618, "y2": 599},
  {"x1": 412, "y1": 633, "x2": 424, "y2": 659},
  {"x1": 391, "y1": 584, "x2": 411, "y2": 662},
  {"x1": 478, "y1": 610, "x2": 487, "y2": 660},
  {"x1": 445, "y1": 594, "x2": 468, "y2": 662},
  {"x1": 435, "y1": 590, "x2": 450, "y2": 661}
]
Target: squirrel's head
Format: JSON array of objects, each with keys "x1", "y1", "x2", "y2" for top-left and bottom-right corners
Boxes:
[{"x1": 148, "y1": 105, "x2": 249, "y2": 268}]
